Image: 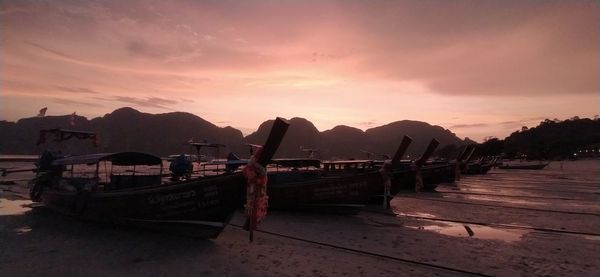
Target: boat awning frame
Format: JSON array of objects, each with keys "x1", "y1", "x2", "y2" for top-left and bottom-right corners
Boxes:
[{"x1": 51, "y1": 152, "x2": 163, "y2": 166}]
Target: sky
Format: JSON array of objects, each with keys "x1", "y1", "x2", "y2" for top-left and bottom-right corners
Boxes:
[{"x1": 1, "y1": 0, "x2": 598, "y2": 141}]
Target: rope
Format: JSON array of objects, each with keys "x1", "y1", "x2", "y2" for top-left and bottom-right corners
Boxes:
[
  {"x1": 363, "y1": 209, "x2": 600, "y2": 237},
  {"x1": 434, "y1": 190, "x2": 591, "y2": 201},
  {"x1": 229, "y1": 223, "x2": 491, "y2": 277},
  {"x1": 397, "y1": 195, "x2": 600, "y2": 217}
]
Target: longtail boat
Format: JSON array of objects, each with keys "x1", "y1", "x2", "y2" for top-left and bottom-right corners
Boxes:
[
  {"x1": 264, "y1": 138, "x2": 415, "y2": 214},
  {"x1": 30, "y1": 118, "x2": 289, "y2": 239},
  {"x1": 389, "y1": 138, "x2": 442, "y2": 192},
  {"x1": 463, "y1": 156, "x2": 496, "y2": 175},
  {"x1": 266, "y1": 159, "x2": 381, "y2": 214}
]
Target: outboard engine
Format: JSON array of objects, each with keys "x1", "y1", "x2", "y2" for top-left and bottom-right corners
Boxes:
[
  {"x1": 37, "y1": 150, "x2": 64, "y2": 172},
  {"x1": 169, "y1": 154, "x2": 193, "y2": 180},
  {"x1": 226, "y1": 152, "x2": 244, "y2": 173},
  {"x1": 31, "y1": 150, "x2": 64, "y2": 202}
]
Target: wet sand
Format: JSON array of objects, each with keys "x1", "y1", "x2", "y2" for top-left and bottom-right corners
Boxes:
[{"x1": 1, "y1": 160, "x2": 599, "y2": 276}]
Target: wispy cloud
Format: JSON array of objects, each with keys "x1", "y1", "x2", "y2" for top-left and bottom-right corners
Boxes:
[
  {"x1": 24, "y1": 41, "x2": 76, "y2": 60},
  {"x1": 356, "y1": 120, "x2": 378, "y2": 128},
  {"x1": 113, "y1": 96, "x2": 178, "y2": 110},
  {"x1": 449, "y1": 123, "x2": 489, "y2": 129},
  {"x1": 52, "y1": 98, "x2": 103, "y2": 107},
  {"x1": 55, "y1": 86, "x2": 100, "y2": 94}
]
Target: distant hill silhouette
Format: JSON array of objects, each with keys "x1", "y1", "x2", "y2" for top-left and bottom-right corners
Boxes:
[
  {"x1": 0, "y1": 107, "x2": 245, "y2": 157},
  {"x1": 245, "y1": 118, "x2": 465, "y2": 159},
  {"x1": 244, "y1": 117, "x2": 322, "y2": 158},
  {"x1": 320, "y1": 125, "x2": 368, "y2": 159},
  {"x1": 364, "y1": 120, "x2": 464, "y2": 159},
  {"x1": 1, "y1": 107, "x2": 467, "y2": 158}
]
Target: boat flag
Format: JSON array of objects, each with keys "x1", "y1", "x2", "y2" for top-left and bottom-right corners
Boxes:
[
  {"x1": 243, "y1": 146, "x2": 269, "y2": 242},
  {"x1": 37, "y1": 107, "x2": 47, "y2": 117}
]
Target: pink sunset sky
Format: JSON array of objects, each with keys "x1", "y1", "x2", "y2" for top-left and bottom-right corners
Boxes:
[{"x1": 1, "y1": 0, "x2": 598, "y2": 141}]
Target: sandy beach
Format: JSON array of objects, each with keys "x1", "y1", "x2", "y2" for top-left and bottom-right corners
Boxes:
[{"x1": 1, "y1": 160, "x2": 599, "y2": 276}]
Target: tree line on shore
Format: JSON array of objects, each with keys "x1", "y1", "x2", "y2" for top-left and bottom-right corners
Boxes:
[{"x1": 464, "y1": 117, "x2": 600, "y2": 160}]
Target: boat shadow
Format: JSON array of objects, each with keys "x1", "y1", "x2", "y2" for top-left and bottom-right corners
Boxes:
[{"x1": 0, "y1": 198, "x2": 220, "y2": 262}]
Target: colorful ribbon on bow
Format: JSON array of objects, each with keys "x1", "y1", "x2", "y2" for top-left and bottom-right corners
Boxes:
[{"x1": 243, "y1": 147, "x2": 269, "y2": 242}]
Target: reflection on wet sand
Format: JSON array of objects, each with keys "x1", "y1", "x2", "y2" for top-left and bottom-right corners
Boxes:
[
  {"x1": 0, "y1": 199, "x2": 32, "y2": 216},
  {"x1": 405, "y1": 220, "x2": 529, "y2": 243}
]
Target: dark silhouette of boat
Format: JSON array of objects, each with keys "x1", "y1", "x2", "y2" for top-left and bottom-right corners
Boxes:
[
  {"x1": 462, "y1": 157, "x2": 496, "y2": 175},
  {"x1": 388, "y1": 138, "x2": 444, "y2": 192},
  {"x1": 457, "y1": 145, "x2": 495, "y2": 175},
  {"x1": 30, "y1": 118, "x2": 289, "y2": 239},
  {"x1": 264, "y1": 136, "x2": 417, "y2": 214}
]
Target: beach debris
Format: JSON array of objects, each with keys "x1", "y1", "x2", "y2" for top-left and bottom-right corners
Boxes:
[{"x1": 464, "y1": 225, "x2": 475, "y2": 237}]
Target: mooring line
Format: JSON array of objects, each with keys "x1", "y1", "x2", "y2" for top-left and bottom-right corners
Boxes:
[
  {"x1": 454, "y1": 183, "x2": 599, "y2": 195},
  {"x1": 229, "y1": 223, "x2": 491, "y2": 277},
  {"x1": 434, "y1": 190, "x2": 591, "y2": 201},
  {"x1": 362, "y1": 209, "x2": 600, "y2": 237},
  {"x1": 397, "y1": 195, "x2": 600, "y2": 217}
]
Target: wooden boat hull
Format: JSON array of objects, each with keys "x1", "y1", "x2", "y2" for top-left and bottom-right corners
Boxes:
[
  {"x1": 462, "y1": 162, "x2": 493, "y2": 175},
  {"x1": 422, "y1": 163, "x2": 456, "y2": 184},
  {"x1": 41, "y1": 174, "x2": 246, "y2": 238},
  {"x1": 390, "y1": 163, "x2": 455, "y2": 192},
  {"x1": 267, "y1": 171, "x2": 382, "y2": 214}
]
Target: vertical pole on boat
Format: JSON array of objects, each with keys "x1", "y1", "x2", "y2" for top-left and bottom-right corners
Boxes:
[
  {"x1": 380, "y1": 161, "x2": 392, "y2": 209},
  {"x1": 414, "y1": 138, "x2": 440, "y2": 192},
  {"x1": 243, "y1": 118, "x2": 289, "y2": 242},
  {"x1": 391, "y1": 136, "x2": 413, "y2": 167},
  {"x1": 455, "y1": 145, "x2": 471, "y2": 182},
  {"x1": 382, "y1": 135, "x2": 413, "y2": 208}
]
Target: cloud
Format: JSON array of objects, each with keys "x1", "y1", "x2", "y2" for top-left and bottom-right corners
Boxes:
[
  {"x1": 356, "y1": 120, "x2": 378, "y2": 128},
  {"x1": 498, "y1": 117, "x2": 548, "y2": 127},
  {"x1": 24, "y1": 41, "x2": 76, "y2": 60},
  {"x1": 113, "y1": 96, "x2": 178, "y2": 109},
  {"x1": 52, "y1": 98, "x2": 103, "y2": 107},
  {"x1": 449, "y1": 123, "x2": 489, "y2": 129},
  {"x1": 55, "y1": 86, "x2": 100, "y2": 94}
]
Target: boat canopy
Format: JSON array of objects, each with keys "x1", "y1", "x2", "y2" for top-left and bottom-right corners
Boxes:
[
  {"x1": 51, "y1": 152, "x2": 163, "y2": 166},
  {"x1": 271, "y1": 158, "x2": 321, "y2": 168},
  {"x1": 321, "y1": 159, "x2": 374, "y2": 165}
]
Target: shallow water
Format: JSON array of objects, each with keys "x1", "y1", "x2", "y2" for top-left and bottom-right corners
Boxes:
[
  {"x1": 0, "y1": 199, "x2": 32, "y2": 216},
  {"x1": 405, "y1": 220, "x2": 529, "y2": 243}
]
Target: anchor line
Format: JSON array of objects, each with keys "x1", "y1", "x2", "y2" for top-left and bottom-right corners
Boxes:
[
  {"x1": 229, "y1": 223, "x2": 491, "y2": 277},
  {"x1": 362, "y1": 209, "x2": 600, "y2": 237},
  {"x1": 396, "y1": 195, "x2": 600, "y2": 217}
]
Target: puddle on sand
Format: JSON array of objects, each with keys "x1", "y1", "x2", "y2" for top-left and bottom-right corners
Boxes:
[
  {"x1": 406, "y1": 220, "x2": 529, "y2": 243},
  {"x1": 0, "y1": 199, "x2": 33, "y2": 216},
  {"x1": 395, "y1": 211, "x2": 437, "y2": 218},
  {"x1": 14, "y1": 226, "x2": 32, "y2": 234},
  {"x1": 583, "y1": 235, "x2": 600, "y2": 241}
]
